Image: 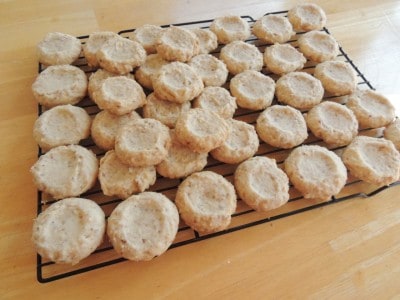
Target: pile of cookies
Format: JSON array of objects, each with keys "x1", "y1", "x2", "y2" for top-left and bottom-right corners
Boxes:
[{"x1": 31, "y1": 3, "x2": 400, "y2": 266}]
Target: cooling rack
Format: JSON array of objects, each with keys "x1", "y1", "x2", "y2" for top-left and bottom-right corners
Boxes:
[{"x1": 36, "y1": 10, "x2": 400, "y2": 283}]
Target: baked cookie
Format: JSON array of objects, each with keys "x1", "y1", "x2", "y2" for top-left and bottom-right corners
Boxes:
[
  {"x1": 284, "y1": 145, "x2": 347, "y2": 201},
  {"x1": 142, "y1": 93, "x2": 191, "y2": 128},
  {"x1": 32, "y1": 65, "x2": 87, "y2": 107},
  {"x1": 188, "y1": 54, "x2": 228, "y2": 87},
  {"x1": 256, "y1": 105, "x2": 308, "y2": 149},
  {"x1": 264, "y1": 43, "x2": 306, "y2": 75},
  {"x1": 192, "y1": 86, "x2": 237, "y2": 119},
  {"x1": 384, "y1": 119, "x2": 400, "y2": 150},
  {"x1": 37, "y1": 32, "x2": 81, "y2": 66},
  {"x1": 219, "y1": 41, "x2": 263, "y2": 75},
  {"x1": 275, "y1": 72, "x2": 324, "y2": 110},
  {"x1": 115, "y1": 118, "x2": 171, "y2": 167},
  {"x1": 288, "y1": 3, "x2": 327, "y2": 32},
  {"x1": 131, "y1": 24, "x2": 164, "y2": 54},
  {"x1": 210, "y1": 119, "x2": 259, "y2": 164},
  {"x1": 91, "y1": 110, "x2": 141, "y2": 150},
  {"x1": 99, "y1": 150, "x2": 156, "y2": 199},
  {"x1": 210, "y1": 16, "x2": 251, "y2": 44},
  {"x1": 252, "y1": 15, "x2": 294, "y2": 44},
  {"x1": 32, "y1": 198, "x2": 105, "y2": 265},
  {"x1": 107, "y1": 192, "x2": 179, "y2": 261},
  {"x1": 83, "y1": 31, "x2": 119, "y2": 67},
  {"x1": 346, "y1": 89, "x2": 395, "y2": 128},
  {"x1": 298, "y1": 31, "x2": 339, "y2": 63},
  {"x1": 190, "y1": 28, "x2": 218, "y2": 54},
  {"x1": 175, "y1": 171, "x2": 237, "y2": 233},
  {"x1": 135, "y1": 54, "x2": 169, "y2": 90},
  {"x1": 88, "y1": 69, "x2": 116, "y2": 100},
  {"x1": 230, "y1": 70, "x2": 275, "y2": 110},
  {"x1": 33, "y1": 104, "x2": 91, "y2": 150},
  {"x1": 31, "y1": 145, "x2": 98, "y2": 199},
  {"x1": 342, "y1": 136, "x2": 400, "y2": 186},
  {"x1": 156, "y1": 26, "x2": 199, "y2": 62},
  {"x1": 175, "y1": 108, "x2": 229, "y2": 153},
  {"x1": 156, "y1": 130, "x2": 208, "y2": 179},
  {"x1": 153, "y1": 62, "x2": 204, "y2": 103}
]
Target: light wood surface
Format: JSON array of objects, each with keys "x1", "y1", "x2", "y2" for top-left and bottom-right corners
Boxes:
[{"x1": 1, "y1": 0, "x2": 400, "y2": 298}]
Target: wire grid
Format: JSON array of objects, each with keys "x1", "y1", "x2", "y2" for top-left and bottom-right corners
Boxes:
[{"x1": 36, "y1": 11, "x2": 400, "y2": 283}]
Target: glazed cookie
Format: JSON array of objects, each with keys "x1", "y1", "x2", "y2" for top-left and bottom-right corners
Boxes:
[
  {"x1": 210, "y1": 15, "x2": 251, "y2": 44},
  {"x1": 31, "y1": 145, "x2": 98, "y2": 199},
  {"x1": 83, "y1": 31, "x2": 119, "y2": 67},
  {"x1": 256, "y1": 105, "x2": 307, "y2": 149},
  {"x1": 230, "y1": 70, "x2": 275, "y2": 110},
  {"x1": 33, "y1": 104, "x2": 91, "y2": 150},
  {"x1": 175, "y1": 171, "x2": 237, "y2": 233},
  {"x1": 252, "y1": 15, "x2": 295, "y2": 44},
  {"x1": 211, "y1": 119, "x2": 259, "y2": 164},
  {"x1": 288, "y1": 3, "x2": 327, "y2": 32},
  {"x1": 153, "y1": 62, "x2": 204, "y2": 103},
  {"x1": 188, "y1": 54, "x2": 228, "y2": 87},
  {"x1": 384, "y1": 119, "x2": 400, "y2": 150},
  {"x1": 131, "y1": 24, "x2": 164, "y2": 54},
  {"x1": 264, "y1": 43, "x2": 306, "y2": 75},
  {"x1": 37, "y1": 32, "x2": 81, "y2": 66},
  {"x1": 115, "y1": 118, "x2": 171, "y2": 167},
  {"x1": 342, "y1": 136, "x2": 400, "y2": 186},
  {"x1": 234, "y1": 156, "x2": 290, "y2": 211},
  {"x1": 32, "y1": 198, "x2": 105, "y2": 265},
  {"x1": 191, "y1": 28, "x2": 218, "y2": 54},
  {"x1": 298, "y1": 31, "x2": 339, "y2": 63},
  {"x1": 275, "y1": 72, "x2": 324, "y2": 110},
  {"x1": 32, "y1": 65, "x2": 87, "y2": 107},
  {"x1": 99, "y1": 150, "x2": 156, "y2": 199},
  {"x1": 107, "y1": 192, "x2": 179, "y2": 261},
  {"x1": 156, "y1": 130, "x2": 208, "y2": 179},
  {"x1": 306, "y1": 101, "x2": 358, "y2": 146},
  {"x1": 192, "y1": 86, "x2": 237, "y2": 119},
  {"x1": 220, "y1": 41, "x2": 263, "y2": 75},
  {"x1": 284, "y1": 145, "x2": 347, "y2": 201},
  {"x1": 175, "y1": 108, "x2": 229, "y2": 153},
  {"x1": 135, "y1": 54, "x2": 169, "y2": 90},
  {"x1": 156, "y1": 26, "x2": 199, "y2": 62},
  {"x1": 346, "y1": 89, "x2": 395, "y2": 128}
]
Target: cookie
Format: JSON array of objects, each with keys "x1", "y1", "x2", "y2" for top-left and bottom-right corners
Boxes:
[
  {"x1": 210, "y1": 16, "x2": 251, "y2": 44},
  {"x1": 33, "y1": 104, "x2": 91, "y2": 150},
  {"x1": 284, "y1": 145, "x2": 347, "y2": 201},
  {"x1": 210, "y1": 119, "x2": 259, "y2": 164},
  {"x1": 306, "y1": 101, "x2": 358, "y2": 146},
  {"x1": 115, "y1": 118, "x2": 171, "y2": 167},
  {"x1": 32, "y1": 198, "x2": 105, "y2": 265},
  {"x1": 83, "y1": 31, "x2": 119, "y2": 67},
  {"x1": 107, "y1": 192, "x2": 179, "y2": 261},
  {"x1": 175, "y1": 171, "x2": 237, "y2": 233},
  {"x1": 37, "y1": 32, "x2": 81, "y2": 66},
  {"x1": 264, "y1": 43, "x2": 306, "y2": 75},
  {"x1": 192, "y1": 86, "x2": 237, "y2": 119},
  {"x1": 384, "y1": 119, "x2": 400, "y2": 150},
  {"x1": 190, "y1": 28, "x2": 218, "y2": 54},
  {"x1": 131, "y1": 24, "x2": 164, "y2": 54},
  {"x1": 219, "y1": 41, "x2": 263, "y2": 75},
  {"x1": 32, "y1": 65, "x2": 87, "y2": 108},
  {"x1": 135, "y1": 54, "x2": 169, "y2": 90},
  {"x1": 342, "y1": 136, "x2": 400, "y2": 186},
  {"x1": 252, "y1": 15, "x2": 295, "y2": 44},
  {"x1": 31, "y1": 145, "x2": 98, "y2": 199},
  {"x1": 288, "y1": 3, "x2": 327, "y2": 32},
  {"x1": 275, "y1": 72, "x2": 324, "y2": 110},
  {"x1": 230, "y1": 70, "x2": 275, "y2": 110},
  {"x1": 298, "y1": 31, "x2": 339, "y2": 63},
  {"x1": 256, "y1": 105, "x2": 308, "y2": 149},
  {"x1": 188, "y1": 54, "x2": 228, "y2": 87},
  {"x1": 234, "y1": 156, "x2": 290, "y2": 211}
]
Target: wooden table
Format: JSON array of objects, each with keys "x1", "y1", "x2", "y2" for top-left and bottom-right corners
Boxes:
[{"x1": 1, "y1": 0, "x2": 400, "y2": 298}]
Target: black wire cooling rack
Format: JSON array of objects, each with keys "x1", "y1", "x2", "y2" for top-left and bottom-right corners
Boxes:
[{"x1": 36, "y1": 11, "x2": 400, "y2": 283}]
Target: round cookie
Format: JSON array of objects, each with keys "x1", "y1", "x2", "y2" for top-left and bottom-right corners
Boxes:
[
  {"x1": 219, "y1": 41, "x2": 263, "y2": 75},
  {"x1": 275, "y1": 72, "x2": 324, "y2": 110},
  {"x1": 210, "y1": 119, "x2": 259, "y2": 164},
  {"x1": 188, "y1": 54, "x2": 228, "y2": 87},
  {"x1": 88, "y1": 69, "x2": 117, "y2": 100},
  {"x1": 230, "y1": 70, "x2": 275, "y2": 110},
  {"x1": 32, "y1": 198, "x2": 105, "y2": 265},
  {"x1": 37, "y1": 32, "x2": 81, "y2": 66},
  {"x1": 252, "y1": 15, "x2": 295, "y2": 44},
  {"x1": 298, "y1": 31, "x2": 339, "y2": 63},
  {"x1": 31, "y1": 145, "x2": 98, "y2": 199},
  {"x1": 107, "y1": 192, "x2": 179, "y2": 261},
  {"x1": 83, "y1": 31, "x2": 119, "y2": 67},
  {"x1": 190, "y1": 28, "x2": 218, "y2": 54},
  {"x1": 288, "y1": 3, "x2": 327, "y2": 32},
  {"x1": 32, "y1": 65, "x2": 87, "y2": 108},
  {"x1": 384, "y1": 119, "x2": 400, "y2": 150},
  {"x1": 135, "y1": 54, "x2": 169, "y2": 90},
  {"x1": 264, "y1": 43, "x2": 306, "y2": 75},
  {"x1": 175, "y1": 171, "x2": 237, "y2": 233},
  {"x1": 306, "y1": 101, "x2": 358, "y2": 146},
  {"x1": 131, "y1": 24, "x2": 164, "y2": 54},
  {"x1": 210, "y1": 15, "x2": 251, "y2": 44},
  {"x1": 284, "y1": 145, "x2": 347, "y2": 201},
  {"x1": 33, "y1": 104, "x2": 91, "y2": 150},
  {"x1": 342, "y1": 136, "x2": 400, "y2": 186},
  {"x1": 234, "y1": 156, "x2": 290, "y2": 211},
  {"x1": 256, "y1": 105, "x2": 308, "y2": 149}
]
